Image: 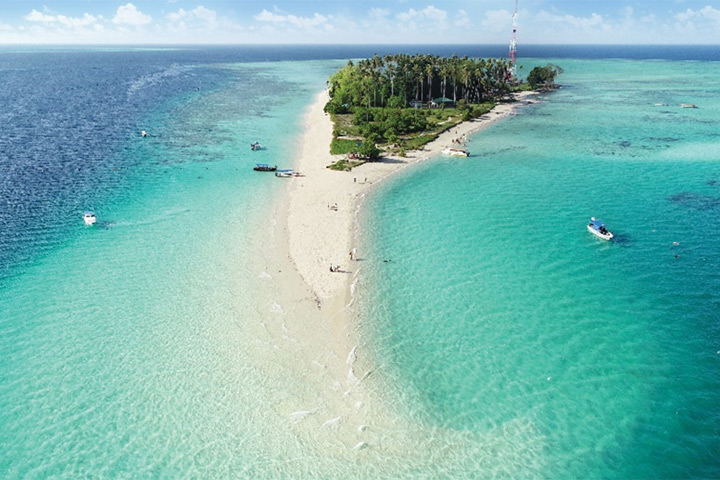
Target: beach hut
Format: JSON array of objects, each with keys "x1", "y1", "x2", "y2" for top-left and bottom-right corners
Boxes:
[{"x1": 431, "y1": 97, "x2": 455, "y2": 108}]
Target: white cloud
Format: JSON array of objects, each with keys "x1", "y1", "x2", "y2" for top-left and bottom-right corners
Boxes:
[
  {"x1": 369, "y1": 8, "x2": 391, "y2": 20},
  {"x1": 5, "y1": 2, "x2": 719, "y2": 45},
  {"x1": 24, "y1": 10, "x2": 54, "y2": 23},
  {"x1": 254, "y1": 9, "x2": 330, "y2": 28},
  {"x1": 675, "y1": 5, "x2": 720, "y2": 23},
  {"x1": 168, "y1": 6, "x2": 217, "y2": 25},
  {"x1": 189, "y1": 6, "x2": 217, "y2": 24},
  {"x1": 397, "y1": 6, "x2": 447, "y2": 23},
  {"x1": 558, "y1": 12, "x2": 604, "y2": 29},
  {"x1": 24, "y1": 9, "x2": 99, "y2": 28},
  {"x1": 113, "y1": 3, "x2": 152, "y2": 26},
  {"x1": 455, "y1": 9, "x2": 471, "y2": 27}
]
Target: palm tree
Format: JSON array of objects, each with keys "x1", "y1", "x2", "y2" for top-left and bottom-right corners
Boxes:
[{"x1": 425, "y1": 62, "x2": 435, "y2": 104}]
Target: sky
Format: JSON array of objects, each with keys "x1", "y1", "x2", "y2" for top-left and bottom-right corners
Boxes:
[{"x1": 0, "y1": 1, "x2": 718, "y2": 45}]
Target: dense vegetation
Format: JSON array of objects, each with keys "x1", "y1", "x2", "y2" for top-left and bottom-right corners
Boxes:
[
  {"x1": 324, "y1": 54, "x2": 520, "y2": 169},
  {"x1": 526, "y1": 64, "x2": 564, "y2": 90},
  {"x1": 325, "y1": 54, "x2": 514, "y2": 114}
]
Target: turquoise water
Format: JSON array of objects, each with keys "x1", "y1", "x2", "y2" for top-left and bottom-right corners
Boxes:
[
  {"x1": 359, "y1": 58, "x2": 720, "y2": 478},
  {"x1": 2, "y1": 47, "x2": 720, "y2": 478},
  {"x1": 0, "y1": 57, "x2": 343, "y2": 477}
]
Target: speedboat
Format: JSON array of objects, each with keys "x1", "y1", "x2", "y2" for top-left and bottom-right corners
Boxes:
[
  {"x1": 442, "y1": 147, "x2": 469, "y2": 157},
  {"x1": 251, "y1": 142, "x2": 262, "y2": 150},
  {"x1": 680, "y1": 103, "x2": 698, "y2": 108},
  {"x1": 253, "y1": 164, "x2": 277, "y2": 172},
  {"x1": 587, "y1": 217, "x2": 613, "y2": 240},
  {"x1": 83, "y1": 212, "x2": 97, "y2": 226}
]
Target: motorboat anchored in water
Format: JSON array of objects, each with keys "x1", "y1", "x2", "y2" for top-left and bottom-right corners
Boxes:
[
  {"x1": 83, "y1": 212, "x2": 97, "y2": 226},
  {"x1": 442, "y1": 147, "x2": 469, "y2": 157},
  {"x1": 251, "y1": 142, "x2": 262, "y2": 151},
  {"x1": 253, "y1": 163, "x2": 277, "y2": 172},
  {"x1": 587, "y1": 217, "x2": 613, "y2": 240}
]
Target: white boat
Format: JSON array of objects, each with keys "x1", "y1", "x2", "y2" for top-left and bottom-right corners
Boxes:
[
  {"x1": 680, "y1": 103, "x2": 698, "y2": 108},
  {"x1": 587, "y1": 217, "x2": 613, "y2": 240},
  {"x1": 251, "y1": 142, "x2": 262, "y2": 151},
  {"x1": 442, "y1": 147, "x2": 469, "y2": 157},
  {"x1": 83, "y1": 212, "x2": 97, "y2": 226},
  {"x1": 275, "y1": 169, "x2": 304, "y2": 178}
]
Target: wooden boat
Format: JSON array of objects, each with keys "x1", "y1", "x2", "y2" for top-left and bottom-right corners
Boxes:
[{"x1": 253, "y1": 164, "x2": 277, "y2": 172}]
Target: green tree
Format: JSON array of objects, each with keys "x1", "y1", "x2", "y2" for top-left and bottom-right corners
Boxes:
[
  {"x1": 527, "y1": 64, "x2": 564, "y2": 90},
  {"x1": 357, "y1": 140, "x2": 381, "y2": 160}
]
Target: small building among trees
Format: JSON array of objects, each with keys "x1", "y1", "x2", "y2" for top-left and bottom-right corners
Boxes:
[{"x1": 431, "y1": 97, "x2": 455, "y2": 108}]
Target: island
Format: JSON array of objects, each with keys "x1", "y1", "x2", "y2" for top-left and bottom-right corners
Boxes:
[{"x1": 281, "y1": 55, "x2": 561, "y2": 306}]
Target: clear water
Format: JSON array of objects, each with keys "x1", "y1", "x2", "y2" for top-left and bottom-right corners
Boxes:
[
  {"x1": 1, "y1": 46, "x2": 719, "y2": 478},
  {"x1": 359, "y1": 57, "x2": 720, "y2": 478}
]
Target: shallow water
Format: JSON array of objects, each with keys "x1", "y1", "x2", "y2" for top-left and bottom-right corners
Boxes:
[
  {"x1": 1, "y1": 46, "x2": 719, "y2": 478},
  {"x1": 358, "y1": 57, "x2": 720, "y2": 478}
]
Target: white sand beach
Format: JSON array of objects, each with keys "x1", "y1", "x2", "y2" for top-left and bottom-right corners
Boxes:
[
  {"x1": 242, "y1": 88, "x2": 540, "y2": 461},
  {"x1": 285, "y1": 89, "x2": 538, "y2": 308}
]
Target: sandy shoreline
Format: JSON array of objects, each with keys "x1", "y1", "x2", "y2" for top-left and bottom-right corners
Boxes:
[
  {"x1": 242, "y1": 88, "x2": 540, "y2": 458},
  {"x1": 286, "y1": 89, "x2": 538, "y2": 308}
]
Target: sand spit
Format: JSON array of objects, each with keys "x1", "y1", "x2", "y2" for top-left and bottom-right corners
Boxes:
[{"x1": 286, "y1": 89, "x2": 538, "y2": 306}]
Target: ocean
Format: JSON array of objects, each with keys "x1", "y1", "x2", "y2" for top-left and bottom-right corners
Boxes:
[{"x1": 1, "y1": 45, "x2": 719, "y2": 478}]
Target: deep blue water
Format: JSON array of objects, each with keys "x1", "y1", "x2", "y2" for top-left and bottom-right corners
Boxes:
[
  {"x1": 4, "y1": 43, "x2": 720, "y2": 61},
  {"x1": 2, "y1": 45, "x2": 718, "y2": 283}
]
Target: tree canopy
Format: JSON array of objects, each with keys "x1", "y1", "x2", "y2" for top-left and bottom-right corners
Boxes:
[
  {"x1": 526, "y1": 64, "x2": 564, "y2": 90},
  {"x1": 325, "y1": 53, "x2": 515, "y2": 114},
  {"x1": 323, "y1": 53, "x2": 557, "y2": 169}
]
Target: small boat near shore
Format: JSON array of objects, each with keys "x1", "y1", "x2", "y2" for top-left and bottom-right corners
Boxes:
[
  {"x1": 83, "y1": 212, "x2": 97, "y2": 226},
  {"x1": 587, "y1": 217, "x2": 613, "y2": 240},
  {"x1": 253, "y1": 164, "x2": 277, "y2": 172},
  {"x1": 275, "y1": 169, "x2": 303, "y2": 178},
  {"x1": 442, "y1": 147, "x2": 469, "y2": 157},
  {"x1": 251, "y1": 142, "x2": 262, "y2": 150},
  {"x1": 680, "y1": 103, "x2": 698, "y2": 108}
]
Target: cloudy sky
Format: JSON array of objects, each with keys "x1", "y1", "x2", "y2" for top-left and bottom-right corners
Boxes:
[{"x1": 0, "y1": 1, "x2": 718, "y2": 45}]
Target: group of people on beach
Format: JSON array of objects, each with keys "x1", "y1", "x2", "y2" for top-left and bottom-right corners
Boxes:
[{"x1": 329, "y1": 249, "x2": 357, "y2": 273}]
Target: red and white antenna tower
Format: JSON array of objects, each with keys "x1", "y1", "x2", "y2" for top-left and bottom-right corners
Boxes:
[{"x1": 508, "y1": 0, "x2": 518, "y2": 79}]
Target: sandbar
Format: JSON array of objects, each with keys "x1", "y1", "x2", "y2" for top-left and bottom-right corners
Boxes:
[{"x1": 285, "y1": 89, "x2": 538, "y2": 309}]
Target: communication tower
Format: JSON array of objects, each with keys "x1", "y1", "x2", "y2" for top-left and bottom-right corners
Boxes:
[{"x1": 508, "y1": 0, "x2": 518, "y2": 79}]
